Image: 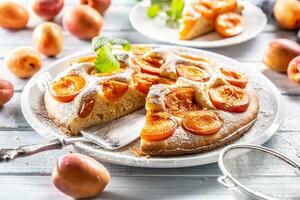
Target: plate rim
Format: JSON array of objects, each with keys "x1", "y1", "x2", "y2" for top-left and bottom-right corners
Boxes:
[
  {"x1": 129, "y1": 1, "x2": 267, "y2": 48},
  {"x1": 21, "y1": 45, "x2": 284, "y2": 168}
]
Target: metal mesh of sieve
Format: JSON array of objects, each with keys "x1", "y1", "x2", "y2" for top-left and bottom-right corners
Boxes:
[{"x1": 218, "y1": 144, "x2": 300, "y2": 200}]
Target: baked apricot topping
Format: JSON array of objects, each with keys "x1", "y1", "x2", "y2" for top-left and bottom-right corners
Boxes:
[
  {"x1": 215, "y1": 12, "x2": 245, "y2": 38},
  {"x1": 87, "y1": 67, "x2": 125, "y2": 77},
  {"x1": 132, "y1": 55, "x2": 164, "y2": 76},
  {"x1": 133, "y1": 74, "x2": 174, "y2": 95},
  {"x1": 182, "y1": 111, "x2": 223, "y2": 135},
  {"x1": 209, "y1": 85, "x2": 250, "y2": 113},
  {"x1": 220, "y1": 68, "x2": 247, "y2": 88},
  {"x1": 165, "y1": 88, "x2": 201, "y2": 117},
  {"x1": 102, "y1": 80, "x2": 129, "y2": 101},
  {"x1": 141, "y1": 112, "x2": 177, "y2": 141},
  {"x1": 50, "y1": 75, "x2": 86, "y2": 102},
  {"x1": 177, "y1": 64, "x2": 210, "y2": 82}
]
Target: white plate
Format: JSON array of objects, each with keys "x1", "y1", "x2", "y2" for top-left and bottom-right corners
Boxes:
[
  {"x1": 129, "y1": 1, "x2": 267, "y2": 48},
  {"x1": 21, "y1": 46, "x2": 284, "y2": 168}
]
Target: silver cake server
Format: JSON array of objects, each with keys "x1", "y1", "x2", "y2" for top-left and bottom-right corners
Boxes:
[{"x1": 0, "y1": 109, "x2": 146, "y2": 162}]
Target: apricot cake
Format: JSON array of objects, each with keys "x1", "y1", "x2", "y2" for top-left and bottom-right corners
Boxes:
[
  {"x1": 179, "y1": 0, "x2": 245, "y2": 39},
  {"x1": 44, "y1": 37, "x2": 259, "y2": 156}
]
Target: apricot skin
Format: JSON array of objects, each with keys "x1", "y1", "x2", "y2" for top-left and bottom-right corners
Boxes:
[
  {"x1": 5, "y1": 47, "x2": 42, "y2": 79},
  {"x1": 0, "y1": 79, "x2": 14, "y2": 106},
  {"x1": 288, "y1": 56, "x2": 300, "y2": 84},
  {"x1": 80, "y1": 0, "x2": 111, "y2": 15},
  {"x1": 0, "y1": 1, "x2": 29, "y2": 30},
  {"x1": 274, "y1": 0, "x2": 300, "y2": 30},
  {"x1": 32, "y1": 0, "x2": 64, "y2": 20},
  {"x1": 33, "y1": 22, "x2": 63, "y2": 57},
  {"x1": 263, "y1": 39, "x2": 300, "y2": 73},
  {"x1": 52, "y1": 153, "x2": 110, "y2": 199},
  {"x1": 63, "y1": 5, "x2": 103, "y2": 40}
]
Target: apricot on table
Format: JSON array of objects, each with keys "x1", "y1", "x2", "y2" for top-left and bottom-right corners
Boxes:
[
  {"x1": 33, "y1": 22, "x2": 63, "y2": 57},
  {"x1": 52, "y1": 153, "x2": 110, "y2": 199},
  {"x1": 0, "y1": 79, "x2": 14, "y2": 106},
  {"x1": 5, "y1": 47, "x2": 42, "y2": 79},
  {"x1": 263, "y1": 39, "x2": 300, "y2": 73},
  {"x1": 63, "y1": 5, "x2": 103, "y2": 40},
  {"x1": 288, "y1": 56, "x2": 300, "y2": 84},
  {"x1": 0, "y1": 1, "x2": 29, "y2": 30},
  {"x1": 80, "y1": 0, "x2": 111, "y2": 16},
  {"x1": 274, "y1": 0, "x2": 300, "y2": 30},
  {"x1": 32, "y1": 0, "x2": 64, "y2": 21}
]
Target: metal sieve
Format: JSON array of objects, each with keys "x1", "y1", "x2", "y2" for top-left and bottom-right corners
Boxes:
[{"x1": 218, "y1": 144, "x2": 300, "y2": 200}]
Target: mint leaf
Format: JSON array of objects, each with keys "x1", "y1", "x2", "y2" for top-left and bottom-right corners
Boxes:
[
  {"x1": 147, "y1": 4, "x2": 160, "y2": 18},
  {"x1": 94, "y1": 45, "x2": 120, "y2": 73},
  {"x1": 92, "y1": 36, "x2": 111, "y2": 52},
  {"x1": 165, "y1": 0, "x2": 184, "y2": 28},
  {"x1": 112, "y1": 39, "x2": 131, "y2": 51}
]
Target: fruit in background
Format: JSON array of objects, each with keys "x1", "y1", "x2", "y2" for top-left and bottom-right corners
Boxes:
[
  {"x1": 288, "y1": 56, "x2": 300, "y2": 84},
  {"x1": 0, "y1": 1, "x2": 29, "y2": 30},
  {"x1": 52, "y1": 153, "x2": 110, "y2": 199},
  {"x1": 274, "y1": 0, "x2": 300, "y2": 30},
  {"x1": 0, "y1": 79, "x2": 14, "y2": 106},
  {"x1": 33, "y1": 22, "x2": 63, "y2": 57},
  {"x1": 32, "y1": 0, "x2": 64, "y2": 20},
  {"x1": 263, "y1": 39, "x2": 300, "y2": 73},
  {"x1": 63, "y1": 5, "x2": 103, "y2": 40},
  {"x1": 215, "y1": 12, "x2": 244, "y2": 38},
  {"x1": 5, "y1": 47, "x2": 42, "y2": 79},
  {"x1": 80, "y1": 0, "x2": 111, "y2": 16}
]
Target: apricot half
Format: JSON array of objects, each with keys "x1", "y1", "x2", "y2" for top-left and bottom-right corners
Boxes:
[
  {"x1": 0, "y1": 79, "x2": 14, "y2": 106},
  {"x1": 50, "y1": 75, "x2": 86, "y2": 102},
  {"x1": 215, "y1": 12, "x2": 244, "y2": 37},
  {"x1": 288, "y1": 56, "x2": 300, "y2": 84}
]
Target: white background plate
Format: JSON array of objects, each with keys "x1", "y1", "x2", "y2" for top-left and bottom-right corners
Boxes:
[
  {"x1": 21, "y1": 46, "x2": 284, "y2": 168},
  {"x1": 129, "y1": 1, "x2": 267, "y2": 48}
]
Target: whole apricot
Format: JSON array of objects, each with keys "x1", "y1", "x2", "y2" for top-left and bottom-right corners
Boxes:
[
  {"x1": 263, "y1": 39, "x2": 300, "y2": 73},
  {"x1": 33, "y1": 22, "x2": 63, "y2": 57},
  {"x1": 288, "y1": 56, "x2": 300, "y2": 84},
  {"x1": 52, "y1": 153, "x2": 110, "y2": 199},
  {"x1": 0, "y1": 1, "x2": 29, "y2": 30},
  {"x1": 0, "y1": 79, "x2": 14, "y2": 106},
  {"x1": 32, "y1": 0, "x2": 64, "y2": 20},
  {"x1": 5, "y1": 47, "x2": 42, "y2": 79},
  {"x1": 274, "y1": 0, "x2": 300, "y2": 30},
  {"x1": 63, "y1": 5, "x2": 103, "y2": 40},
  {"x1": 80, "y1": 0, "x2": 111, "y2": 15}
]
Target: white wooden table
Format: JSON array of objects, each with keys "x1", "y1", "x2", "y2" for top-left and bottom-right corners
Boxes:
[{"x1": 0, "y1": 0, "x2": 299, "y2": 199}]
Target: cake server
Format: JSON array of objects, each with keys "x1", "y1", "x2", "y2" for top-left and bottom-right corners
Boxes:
[{"x1": 0, "y1": 109, "x2": 145, "y2": 162}]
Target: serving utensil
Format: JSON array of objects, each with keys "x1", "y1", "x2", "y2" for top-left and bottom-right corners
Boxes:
[{"x1": 0, "y1": 107, "x2": 145, "y2": 162}]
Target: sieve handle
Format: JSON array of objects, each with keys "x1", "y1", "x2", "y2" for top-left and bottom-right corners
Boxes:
[{"x1": 218, "y1": 176, "x2": 236, "y2": 188}]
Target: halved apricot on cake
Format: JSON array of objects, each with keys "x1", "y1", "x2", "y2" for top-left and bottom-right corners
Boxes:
[
  {"x1": 50, "y1": 75, "x2": 86, "y2": 102},
  {"x1": 209, "y1": 85, "x2": 250, "y2": 113},
  {"x1": 133, "y1": 74, "x2": 174, "y2": 95},
  {"x1": 177, "y1": 64, "x2": 210, "y2": 82},
  {"x1": 102, "y1": 80, "x2": 129, "y2": 101},
  {"x1": 165, "y1": 88, "x2": 201, "y2": 117},
  {"x1": 141, "y1": 112, "x2": 177, "y2": 141},
  {"x1": 215, "y1": 12, "x2": 244, "y2": 37},
  {"x1": 220, "y1": 68, "x2": 247, "y2": 88},
  {"x1": 131, "y1": 55, "x2": 164, "y2": 76},
  {"x1": 182, "y1": 110, "x2": 223, "y2": 135}
]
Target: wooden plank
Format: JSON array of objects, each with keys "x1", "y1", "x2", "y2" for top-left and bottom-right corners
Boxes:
[
  {"x1": 0, "y1": 91, "x2": 298, "y2": 131},
  {"x1": 0, "y1": 129, "x2": 298, "y2": 175},
  {"x1": 0, "y1": 175, "x2": 298, "y2": 200}
]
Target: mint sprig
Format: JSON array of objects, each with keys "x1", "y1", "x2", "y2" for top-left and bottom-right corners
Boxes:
[
  {"x1": 91, "y1": 36, "x2": 131, "y2": 73},
  {"x1": 146, "y1": 0, "x2": 184, "y2": 28}
]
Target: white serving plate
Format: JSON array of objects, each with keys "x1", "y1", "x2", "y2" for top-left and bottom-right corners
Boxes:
[
  {"x1": 21, "y1": 45, "x2": 284, "y2": 168},
  {"x1": 129, "y1": 1, "x2": 267, "y2": 48}
]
